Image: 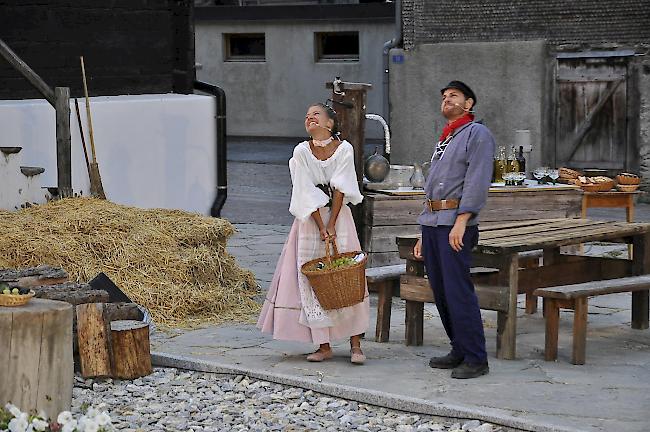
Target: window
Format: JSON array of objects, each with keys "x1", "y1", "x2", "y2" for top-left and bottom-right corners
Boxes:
[
  {"x1": 224, "y1": 33, "x2": 265, "y2": 62},
  {"x1": 315, "y1": 32, "x2": 359, "y2": 62}
]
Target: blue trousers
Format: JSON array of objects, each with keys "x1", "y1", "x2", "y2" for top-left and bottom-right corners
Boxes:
[{"x1": 421, "y1": 225, "x2": 487, "y2": 364}]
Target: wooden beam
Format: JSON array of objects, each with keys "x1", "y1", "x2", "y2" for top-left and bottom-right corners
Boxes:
[
  {"x1": 0, "y1": 38, "x2": 55, "y2": 105},
  {"x1": 55, "y1": 87, "x2": 73, "y2": 198}
]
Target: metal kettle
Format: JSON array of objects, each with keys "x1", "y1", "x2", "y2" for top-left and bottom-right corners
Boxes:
[{"x1": 364, "y1": 147, "x2": 390, "y2": 183}]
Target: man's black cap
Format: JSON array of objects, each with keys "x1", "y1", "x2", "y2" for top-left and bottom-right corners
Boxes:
[{"x1": 440, "y1": 81, "x2": 477, "y2": 107}]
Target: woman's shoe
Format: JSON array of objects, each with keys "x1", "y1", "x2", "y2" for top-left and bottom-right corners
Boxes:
[
  {"x1": 306, "y1": 349, "x2": 333, "y2": 362},
  {"x1": 350, "y1": 347, "x2": 366, "y2": 365}
]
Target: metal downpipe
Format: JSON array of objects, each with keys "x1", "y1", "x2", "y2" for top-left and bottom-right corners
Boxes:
[
  {"x1": 194, "y1": 80, "x2": 227, "y2": 218},
  {"x1": 382, "y1": 0, "x2": 402, "y2": 122}
]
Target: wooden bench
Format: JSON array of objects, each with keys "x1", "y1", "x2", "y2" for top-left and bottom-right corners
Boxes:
[
  {"x1": 533, "y1": 275, "x2": 650, "y2": 365},
  {"x1": 366, "y1": 264, "x2": 405, "y2": 342},
  {"x1": 400, "y1": 267, "x2": 506, "y2": 345}
]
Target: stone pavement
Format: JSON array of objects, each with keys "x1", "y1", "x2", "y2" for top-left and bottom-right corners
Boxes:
[{"x1": 152, "y1": 140, "x2": 650, "y2": 432}]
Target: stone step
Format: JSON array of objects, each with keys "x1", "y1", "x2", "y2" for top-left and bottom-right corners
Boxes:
[
  {"x1": 20, "y1": 166, "x2": 45, "y2": 177},
  {"x1": 0, "y1": 146, "x2": 22, "y2": 155}
]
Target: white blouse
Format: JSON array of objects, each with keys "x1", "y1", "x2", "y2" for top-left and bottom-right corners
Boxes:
[{"x1": 288, "y1": 140, "x2": 364, "y2": 221}]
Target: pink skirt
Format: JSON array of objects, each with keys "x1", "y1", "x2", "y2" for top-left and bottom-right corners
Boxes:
[{"x1": 257, "y1": 206, "x2": 369, "y2": 345}]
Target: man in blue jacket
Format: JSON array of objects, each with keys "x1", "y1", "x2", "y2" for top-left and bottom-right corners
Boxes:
[{"x1": 413, "y1": 80, "x2": 495, "y2": 379}]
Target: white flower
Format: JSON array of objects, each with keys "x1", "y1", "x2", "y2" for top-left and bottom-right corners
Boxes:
[
  {"x1": 57, "y1": 411, "x2": 74, "y2": 425},
  {"x1": 30, "y1": 418, "x2": 49, "y2": 432},
  {"x1": 61, "y1": 419, "x2": 77, "y2": 432},
  {"x1": 5, "y1": 403, "x2": 22, "y2": 418},
  {"x1": 85, "y1": 407, "x2": 100, "y2": 419},
  {"x1": 80, "y1": 417, "x2": 99, "y2": 432},
  {"x1": 95, "y1": 412, "x2": 111, "y2": 426},
  {"x1": 8, "y1": 413, "x2": 29, "y2": 432}
]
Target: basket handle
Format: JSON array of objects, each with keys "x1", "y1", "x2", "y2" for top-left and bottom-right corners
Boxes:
[{"x1": 324, "y1": 237, "x2": 340, "y2": 264}]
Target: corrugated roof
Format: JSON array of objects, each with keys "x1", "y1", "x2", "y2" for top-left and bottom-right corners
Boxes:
[{"x1": 402, "y1": 0, "x2": 650, "y2": 50}]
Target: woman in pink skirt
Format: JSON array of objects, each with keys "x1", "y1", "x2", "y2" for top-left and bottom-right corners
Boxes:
[{"x1": 257, "y1": 102, "x2": 369, "y2": 364}]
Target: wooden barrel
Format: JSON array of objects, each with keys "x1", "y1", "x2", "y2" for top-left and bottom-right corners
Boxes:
[{"x1": 0, "y1": 298, "x2": 73, "y2": 419}]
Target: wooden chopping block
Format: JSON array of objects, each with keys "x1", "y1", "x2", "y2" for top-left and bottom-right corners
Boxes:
[{"x1": 110, "y1": 320, "x2": 152, "y2": 379}]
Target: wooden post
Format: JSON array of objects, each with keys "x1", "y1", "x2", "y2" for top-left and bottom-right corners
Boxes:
[
  {"x1": 110, "y1": 320, "x2": 152, "y2": 379},
  {"x1": 0, "y1": 299, "x2": 73, "y2": 419},
  {"x1": 544, "y1": 298, "x2": 560, "y2": 361},
  {"x1": 326, "y1": 80, "x2": 372, "y2": 229},
  {"x1": 632, "y1": 232, "x2": 650, "y2": 329},
  {"x1": 55, "y1": 87, "x2": 73, "y2": 198},
  {"x1": 572, "y1": 297, "x2": 588, "y2": 365},
  {"x1": 496, "y1": 253, "x2": 519, "y2": 360},
  {"x1": 374, "y1": 280, "x2": 393, "y2": 342},
  {"x1": 76, "y1": 303, "x2": 112, "y2": 378},
  {"x1": 405, "y1": 300, "x2": 424, "y2": 346}
]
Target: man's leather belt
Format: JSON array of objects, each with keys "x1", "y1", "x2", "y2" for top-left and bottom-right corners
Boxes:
[{"x1": 426, "y1": 198, "x2": 459, "y2": 211}]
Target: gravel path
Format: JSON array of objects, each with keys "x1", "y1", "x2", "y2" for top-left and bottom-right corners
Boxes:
[{"x1": 72, "y1": 368, "x2": 505, "y2": 432}]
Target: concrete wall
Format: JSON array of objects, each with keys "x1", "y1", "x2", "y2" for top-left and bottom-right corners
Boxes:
[
  {"x1": 389, "y1": 40, "x2": 547, "y2": 168},
  {"x1": 195, "y1": 20, "x2": 394, "y2": 139},
  {"x1": 0, "y1": 94, "x2": 216, "y2": 214}
]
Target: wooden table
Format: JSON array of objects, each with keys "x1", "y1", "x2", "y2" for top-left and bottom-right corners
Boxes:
[
  {"x1": 363, "y1": 184, "x2": 582, "y2": 267},
  {"x1": 581, "y1": 191, "x2": 641, "y2": 222},
  {"x1": 396, "y1": 218, "x2": 650, "y2": 360},
  {"x1": 582, "y1": 191, "x2": 642, "y2": 257}
]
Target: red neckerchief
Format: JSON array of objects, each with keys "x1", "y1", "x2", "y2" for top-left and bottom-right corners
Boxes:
[{"x1": 438, "y1": 113, "x2": 475, "y2": 142}]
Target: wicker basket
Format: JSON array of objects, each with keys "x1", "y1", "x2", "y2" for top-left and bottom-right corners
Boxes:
[
  {"x1": 579, "y1": 181, "x2": 614, "y2": 192},
  {"x1": 300, "y1": 238, "x2": 366, "y2": 310},
  {"x1": 616, "y1": 174, "x2": 641, "y2": 185},
  {"x1": 0, "y1": 290, "x2": 35, "y2": 307},
  {"x1": 616, "y1": 184, "x2": 639, "y2": 192}
]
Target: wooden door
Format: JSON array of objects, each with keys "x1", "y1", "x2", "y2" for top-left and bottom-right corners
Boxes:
[{"x1": 555, "y1": 56, "x2": 629, "y2": 171}]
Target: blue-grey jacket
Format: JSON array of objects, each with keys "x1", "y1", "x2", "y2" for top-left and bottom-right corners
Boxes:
[{"x1": 417, "y1": 122, "x2": 496, "y2": 227}]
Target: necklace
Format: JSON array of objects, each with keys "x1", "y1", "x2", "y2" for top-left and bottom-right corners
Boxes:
[{"x1": 312, "y1": 136, "x2": 333, "y2": 147}]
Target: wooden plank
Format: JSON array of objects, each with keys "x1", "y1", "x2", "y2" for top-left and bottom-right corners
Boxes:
[
  {"x1": 362, "y1": 224, "x2": 421, "y2": 252},
  {"x1": 479, "y1": 222, "x2": 650, "y2": 252},
  {"x1": 365, "y1": 264, "x2": 405, "y2": 283},
  {"x1": 572, "y1": 297, "x2": 588, "y2": 365},
  {"x1": 479, "y1": 218, "x2": 568, "y2": 232},
  {"x1": 533, "y1": 274, "x2": 650, "y2": 299},
  {"x1": 521, "y1": 256, "x2": 631, "y2": 292},
  {"x1": 489, "y1": 223, "x2": 645, "y2": 248},
  {"x1": 478, "y1": 218, "x2": 602, "y2": 241},
  {"x1": 400, "y1": 275, "x2": 509, "y2": 312}
]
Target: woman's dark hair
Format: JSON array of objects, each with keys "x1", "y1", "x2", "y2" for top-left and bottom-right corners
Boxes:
[{"x1": 309, "y1": 102, "x2": 340, "y2": 136}]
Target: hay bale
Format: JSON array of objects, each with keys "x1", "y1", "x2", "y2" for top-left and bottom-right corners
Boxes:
[{"x1": 0, "y1": 198, "x2": 260, "y2": 327}]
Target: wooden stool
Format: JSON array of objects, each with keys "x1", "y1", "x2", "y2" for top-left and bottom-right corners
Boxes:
[{"x1": 0, "y1": 299, "x2": 73, "y2": 418}]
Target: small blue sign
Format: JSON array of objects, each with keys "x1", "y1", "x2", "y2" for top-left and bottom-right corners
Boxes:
[{"x1": 392, "y1": 54, "x2": 404, "y2": 64}]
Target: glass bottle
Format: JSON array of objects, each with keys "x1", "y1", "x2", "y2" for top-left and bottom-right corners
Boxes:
[
  {"x1": 508, "y1": 146, "x2": 520, "y2": 174},
  {"x1": 493, "y1": 146, "x2": 506, "y2": 182},
  {"x1": 516, "y1": 145, "x2": 526, "y2": 174}
]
